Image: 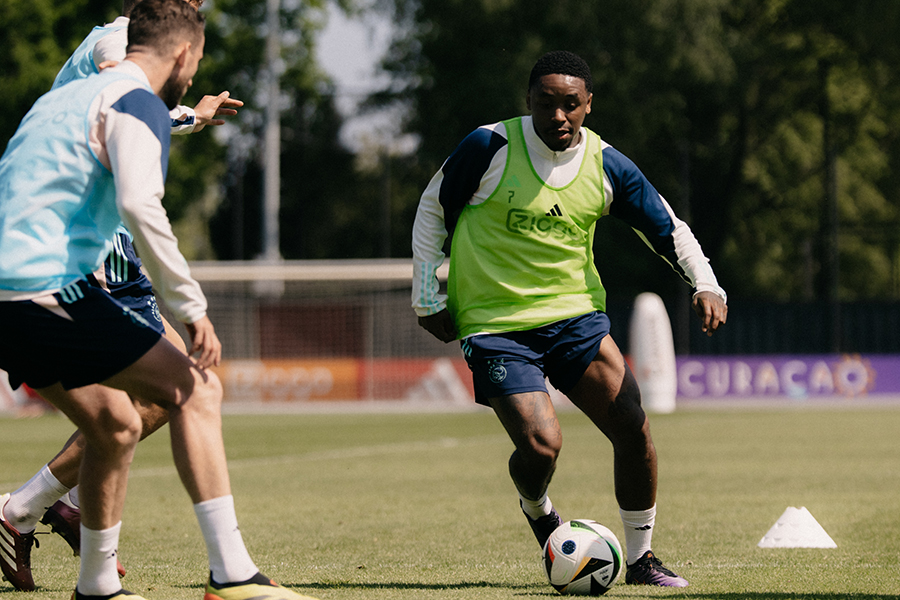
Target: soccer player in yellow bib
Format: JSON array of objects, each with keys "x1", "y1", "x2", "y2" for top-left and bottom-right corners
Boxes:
[{"x1": 412, "y1": 50, "x2": 727, "y2": 587}]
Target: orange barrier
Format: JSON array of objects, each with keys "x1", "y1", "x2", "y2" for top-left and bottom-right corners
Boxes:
[{"x1": 214, "y1": 358, "x2": 474, "y2": 403}]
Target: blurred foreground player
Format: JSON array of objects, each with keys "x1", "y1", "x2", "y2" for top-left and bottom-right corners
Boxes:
[
  {"x1": 0, "y1": 1, "x2": 317, "y2": 598},
  {"x1": 0, "y1": 0, "x2": 245, "y2": 591},
  {"x1": 412, "y1": 50, "x2": 727, "y2": 587}
]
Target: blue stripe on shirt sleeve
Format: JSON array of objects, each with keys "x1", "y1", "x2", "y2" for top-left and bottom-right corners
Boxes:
[
  {"x1": 171, "y1": 115, "x2": 195, "y2": 128},
  {"x1": 602, "y1": 146, "x2": 676, "y2": 256},
  {"x1": 439, "y1": 127, "x2": 508, "y2": 231},
  {"x1": 110, "y1": 89, "x2": 171, "y2": 179}
]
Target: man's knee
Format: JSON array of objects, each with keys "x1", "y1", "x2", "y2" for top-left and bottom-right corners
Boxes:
[
  {"x1": 522, "y1": 426, "x2": 563, "y2": 466},
  {"x1": 606, "y1": 367, "x2": 648, "y2": 436},
  {"x1": 90, "y1": 397, "x2": 143, "y2": 454},
  {"x1": 197, "y1": 369, "x2": 223, "y2": 406},
  {"x1": 172, "y1": 368, "x2": 223, "y2": 416},
  {"x1": 114, "y1": 408, "x2": 144, "y2": 449}
]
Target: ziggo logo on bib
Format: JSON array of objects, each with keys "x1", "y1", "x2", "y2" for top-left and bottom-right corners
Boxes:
[{"x1": 505, "y1": 209, "x2": 579, "y2": 241}]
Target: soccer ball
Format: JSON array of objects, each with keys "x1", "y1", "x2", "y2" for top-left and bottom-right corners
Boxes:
[{"x1": 542, "y1": 519, "x2": 623, "y2": 596}]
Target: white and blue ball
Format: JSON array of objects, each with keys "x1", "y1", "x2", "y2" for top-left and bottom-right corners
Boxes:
[{"x1": 542, "y1": 519, "x2": 623, "y2": 596}]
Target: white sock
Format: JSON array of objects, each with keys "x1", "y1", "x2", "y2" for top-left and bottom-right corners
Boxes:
[
  {"x1": 519, "y1": 492, "x2": 553, "y2": 520},
  {"x1": 3, "y1": 464, "x2": 70, "y2": 533},
  {"x1": 77, "y1": 522, "x2": 122, "y2": 596},
  {"x1": 194, "y1": 495, "x2": 258, "y2": 584},
  {"x1": 66, "y1": 486, "x2": 80, "y2": 509},
  {"x1": 619, "y1": 505, "x2": 656, "y2": 565}
]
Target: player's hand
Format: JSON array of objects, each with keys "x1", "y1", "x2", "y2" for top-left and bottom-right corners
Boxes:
[
  {"x1": 692, "y1": 291, "x2": 727, "y2": 337},
  {"x1": 184, "y1": 316, "x2": 222, "y2": 368},
  {"x1": 97, "y1": 60, "x2": 119, "y2": 71},
  {"x1": 189, "y1": 91, "x2": 243, "y2": 132},
  {"x1": 418, "y1": 309, "x2": 458, "y2": 343}
]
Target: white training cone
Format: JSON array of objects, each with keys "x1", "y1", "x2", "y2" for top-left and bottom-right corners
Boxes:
[{"x1": 758, "y1": 506, "x2": 837, "y2": 548}]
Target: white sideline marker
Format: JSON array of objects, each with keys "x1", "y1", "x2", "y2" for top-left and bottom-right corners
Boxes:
[
  {"x1": 629, "y1": 292, "x2": 677, "y2": 414},
  {"x1": 758, "y1": 506, "x2": 837, "y2": 548}
]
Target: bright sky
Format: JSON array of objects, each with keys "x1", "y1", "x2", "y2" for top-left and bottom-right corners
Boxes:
[
  {"x1": 316, "y1": 3, "x2": 405, "y2": 153},
  {"x1": 317, "y1": 3, "x2": 392, "y2": 107}
]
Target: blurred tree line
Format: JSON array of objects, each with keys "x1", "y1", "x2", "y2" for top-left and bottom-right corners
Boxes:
[
  {"x1": 0, "y1": 0, "x2": 405, "y2": 260},
  {"x1": 2, "y1": 0, "x2": 900, "y2": 304},
  {"x1": 377, "y1": 0, "x2": 900, "y2": 305}
]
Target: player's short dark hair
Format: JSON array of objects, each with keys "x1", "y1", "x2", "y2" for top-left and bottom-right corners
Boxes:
[
  {"x1": 124, "y1": 0, "x2": 202, "y2": 17},
  {"x1": 123, "y1": 0, "x2": 142, "y2": 15},
  {"x1": 528, "y1": 51, "x2": 593, "y2": 95},
  {"x1": 126, "y1": 0, "x2": 205, "y2": 54}
]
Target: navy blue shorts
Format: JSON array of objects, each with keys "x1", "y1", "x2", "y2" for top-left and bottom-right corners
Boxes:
[
  {"x1": 87, "y1": 232, "x2": 164, "y2": 336},
  {"x1": 461, "y1": 311, "x2": 611, "y2": 405},
  {"x1": 0, "y1": 279, "x2": 162, "y2": 390}
]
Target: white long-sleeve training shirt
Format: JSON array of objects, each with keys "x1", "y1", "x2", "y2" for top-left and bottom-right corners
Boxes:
[
  {"x1": 0, "y1": 61, "x2": 207, "y2": 323},
  {"x1": 412, "y1": 116, "x2": 726, "y2": 317}
]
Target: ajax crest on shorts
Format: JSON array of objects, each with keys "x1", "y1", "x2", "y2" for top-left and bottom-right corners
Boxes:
[{"x1": 488, "y1": 359, "x2": 508, "y2": 383}]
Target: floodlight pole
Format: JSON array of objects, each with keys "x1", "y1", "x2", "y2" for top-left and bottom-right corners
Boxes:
[{"x1": 262, "y1": 0, "x2": 282, "y2": 262}]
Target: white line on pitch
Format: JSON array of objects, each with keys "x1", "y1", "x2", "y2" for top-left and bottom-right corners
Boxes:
[{"x1": 124, "y1": 434, "x2": 508, "y2": 480}]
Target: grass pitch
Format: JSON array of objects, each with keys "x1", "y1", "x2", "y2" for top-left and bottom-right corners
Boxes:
[{"x1": 1, "y1": 406, "x2": 899, "y2": 599}]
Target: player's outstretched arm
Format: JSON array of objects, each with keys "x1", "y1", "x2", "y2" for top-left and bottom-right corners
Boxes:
[
  {"x1": 189, "y1": 91, "x2": 243, "y2": 132},
  {"x1": 184, "y1": 316, "x2": 222, "y2": 368},
  {"x1": 418, "y1": 309, "x2": 458, "y2": 343},
  {"x1": 692, "y1": 291, "x2": 727, "y2": 337}
]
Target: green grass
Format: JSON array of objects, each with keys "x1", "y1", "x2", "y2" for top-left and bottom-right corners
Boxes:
[{"x1": 2, "y1": 407, "x2": 899, "y2": 599}]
